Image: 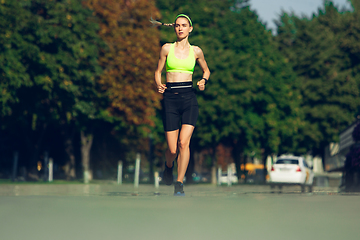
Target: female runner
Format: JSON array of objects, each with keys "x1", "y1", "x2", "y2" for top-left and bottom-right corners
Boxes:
[{"x1": 153, "y1": 14, "x2": 210, "y2": 196}]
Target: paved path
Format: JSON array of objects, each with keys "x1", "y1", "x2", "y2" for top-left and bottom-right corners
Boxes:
[{"x1": 0, "y1": 184, "x2": 358, "y2": 240}]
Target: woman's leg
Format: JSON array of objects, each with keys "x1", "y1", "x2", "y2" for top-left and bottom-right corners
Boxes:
[
  {"x1": 165, "y1": 129, "x2": 179, "y2": 167},
  {"x1": 176, "y1": 124, "x2": 195, "y2": 183}
]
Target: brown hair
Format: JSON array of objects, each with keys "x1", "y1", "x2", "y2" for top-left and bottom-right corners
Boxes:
[{"x1": 150, "y1": 17, "x2": 174, "y2": 27}]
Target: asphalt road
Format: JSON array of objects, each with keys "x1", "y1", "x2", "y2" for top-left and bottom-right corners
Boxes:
[{"x1": 0, "y1": 184, "x2": 358, "y2": 240}]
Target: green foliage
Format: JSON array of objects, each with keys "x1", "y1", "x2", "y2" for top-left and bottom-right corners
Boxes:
[
  {"x1": 0, "y1": 0, "x2": 106, "y2": 173},
  {"x1": 0, "y1": 1, "x2": 33, "y2": 116},
  {"x1": 1, "y1": 0, "x2": 104, "y2": 125},
  {"x1": 276, "y1": 1, "x2": 360, "y2": 155}
]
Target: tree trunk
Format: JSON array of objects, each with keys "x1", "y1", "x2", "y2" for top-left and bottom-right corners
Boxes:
[
  {"x1": 25, "y1": 122, "x2": 47, "y2": 173},
  {"x1": 81, "y1": 130, "x2": 93, "y2": 184},
  {"x1": 232, "y1": 141, "x2": 242, "y2": 184},
  {"x1": 211, "y1": 147, "x2": 217, "y2": 185},
  {"x1": 262, "y1": 153, "x2": 268, "y2": 184},
  {"x1": 62, "y1": 121, "x2": 76, "y2": 180},
  {"x1": 64, "y1": 137, "x2": 76, "y2": 180}
]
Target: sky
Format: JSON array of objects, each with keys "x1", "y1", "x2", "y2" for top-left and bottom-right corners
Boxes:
[{"x1": 249, "y1": 0, "x2": 352, "y2": 31}]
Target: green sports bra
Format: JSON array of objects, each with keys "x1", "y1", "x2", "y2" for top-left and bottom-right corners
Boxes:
[{"x1": 166, "y1": 43, "x2": 196, "y2": 74}]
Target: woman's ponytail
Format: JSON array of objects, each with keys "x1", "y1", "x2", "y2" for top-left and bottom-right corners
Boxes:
[{"x1": 150, "y1": 17, "x2": 174, "y2": 27}]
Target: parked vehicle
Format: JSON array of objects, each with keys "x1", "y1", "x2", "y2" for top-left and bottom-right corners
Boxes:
[
  {"x1": 269, "y1": 155, "x2": 314, "y2": 192},
  {"x1": 220, "y1": 172, "x2": 238, "y2": 184}
]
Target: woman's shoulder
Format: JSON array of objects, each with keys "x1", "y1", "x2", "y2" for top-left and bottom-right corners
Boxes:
[
  {"x1": 161, "y1": 43, "x2": 172, "y2": 52},
  {"x1": 162, "y1": 43, "x2": 173, "y2": 49},
  {"x1": 191, "y1": 45, "x2": 201, "y2": 51},
  {"x1": 191, "y1": 45, "x2": 204, "y2": 57},
  {"x1": 160, "y1": 43, "x2": 172, "y2": 55}
]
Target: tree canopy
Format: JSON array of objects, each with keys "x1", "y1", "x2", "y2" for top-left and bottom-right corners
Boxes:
[
  {"x1": 276, "y1": 0, "x2": 360, "y2": 156},
  {"x1": 86, "y1": 0, "x2": 161, "y2": 127},
  {"x1": 0, "y1": 0, "x2": 105, "y2": 181}
]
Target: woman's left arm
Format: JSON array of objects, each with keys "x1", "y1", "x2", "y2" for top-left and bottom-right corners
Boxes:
[{"x1": 194, "y1": 46, "x2": 210, "y2": 91}]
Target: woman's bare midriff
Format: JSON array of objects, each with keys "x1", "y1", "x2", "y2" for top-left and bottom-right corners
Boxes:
[{"x1": 166, "y1": 72, "x2": 192, "y2": 83}]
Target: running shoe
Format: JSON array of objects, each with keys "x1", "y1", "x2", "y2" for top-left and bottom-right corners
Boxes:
[
  {"x1": 174, "y1": 181, "x2": 185, "y2": 196},
  {"x1": 163, "y1": 162, "x2": 174, "y2": 185}
]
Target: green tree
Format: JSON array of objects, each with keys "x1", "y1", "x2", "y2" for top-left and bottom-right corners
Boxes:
[
  {"x1": 0, "y1": 1, "x2": 32, "y2": 117},
  {"x1": 276, "y1": 1, "x2": 360, "y2": 159},
  {"x1": 0, "y1": 0, "x2": 104, "y2": 181},
  {"x1": 200, "y1": 4, "x2": 302, "y2": 179}
]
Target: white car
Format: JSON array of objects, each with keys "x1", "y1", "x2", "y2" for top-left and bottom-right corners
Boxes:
[
  {"x1": 220, "y1": 173, "x2": 238, "y2": 184},
  {"x1": 269, "y1": 156, "x2": 314, "y2": 192}
]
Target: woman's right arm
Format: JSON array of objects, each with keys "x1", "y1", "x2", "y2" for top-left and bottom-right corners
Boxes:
[{"x1": 155, "y1": 44, "x2": 170, "y2": 94}]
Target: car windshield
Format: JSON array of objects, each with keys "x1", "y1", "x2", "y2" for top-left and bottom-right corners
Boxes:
[{"x1": 276, "y1": 159, "x2": 299, "y2": 165}]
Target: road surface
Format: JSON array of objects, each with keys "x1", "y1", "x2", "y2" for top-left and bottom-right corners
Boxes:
[{"x1": 0, "y1": 183, "x2": 358, "y2": 240}]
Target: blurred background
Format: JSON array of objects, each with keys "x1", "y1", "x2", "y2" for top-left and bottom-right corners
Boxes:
[{"x1": 1, "y1": 0, "x2": 360, "y2": 187}]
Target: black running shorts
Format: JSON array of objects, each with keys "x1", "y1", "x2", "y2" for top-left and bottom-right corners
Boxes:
[{"x1": 162, "y1": 82, "x2": 199, "y2": 132}]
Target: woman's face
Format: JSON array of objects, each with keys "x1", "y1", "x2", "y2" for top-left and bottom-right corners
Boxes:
[{"x1": 174, "y1": 17, "x2": 193, "y2": 39}]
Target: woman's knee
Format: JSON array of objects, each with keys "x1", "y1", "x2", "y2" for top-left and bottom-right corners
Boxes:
[
  {"x1": 178, "y1": 139, "x2": 190, "y2": 151},
  {"x1": 167, "y1": 147, "x2": 177, "y2": 156}
]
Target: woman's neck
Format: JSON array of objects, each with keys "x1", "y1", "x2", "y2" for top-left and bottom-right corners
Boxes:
[{"x1": 175, "y1": 37, "x2": 190, "y2": 49}]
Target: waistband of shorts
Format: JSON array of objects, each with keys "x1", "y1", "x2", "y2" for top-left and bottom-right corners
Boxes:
[
  {"x1": 165, "y1": 82, "x2": 194, "y2": 93},
  {"x1": 166, "y1": 81, "x2": 193, "y2": 89}
]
